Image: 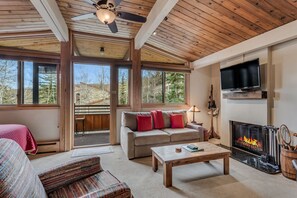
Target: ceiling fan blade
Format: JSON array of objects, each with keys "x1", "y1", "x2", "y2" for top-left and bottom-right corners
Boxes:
[
  {"x1": 114, "y1": 0, "x2": 123, "y2": 6},
  {"x1": 117, "y1": 11, "x2": 146, "y2": 23},
  {"x1": 108, "y1": 21, "x2": 118, "y2": 33},
  {"x1": 72, "y1": 13, "x2": 96, "y2": 21}
]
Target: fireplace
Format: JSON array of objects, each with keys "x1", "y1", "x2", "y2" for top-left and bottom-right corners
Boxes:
[
  {"x1": 230, "y1": 121, "x2": 280, "y2": 174},
  {"x1": 232, "y1": 122, "x2": 268, "y2": 155}
]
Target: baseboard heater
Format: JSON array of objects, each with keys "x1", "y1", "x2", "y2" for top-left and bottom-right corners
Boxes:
[{"x1": 37, "y1": 141, "x2": 60, "y2": 153}]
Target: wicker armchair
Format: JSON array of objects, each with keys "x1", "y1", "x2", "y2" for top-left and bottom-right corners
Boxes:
[{"x1": 0, "y1": 138, "x2": 132, "y2": 198}]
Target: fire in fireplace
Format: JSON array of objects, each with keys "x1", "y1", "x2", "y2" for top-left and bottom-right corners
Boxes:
[
  {"x1": 232, "y1": 122, "x2": 266, "y2": 155},
  {"x1": 236, "y1": 136, "x2": 263, "y2": 151},
  {"x1": 230, "y1": 121, "x2": 280, "y2": 174}
]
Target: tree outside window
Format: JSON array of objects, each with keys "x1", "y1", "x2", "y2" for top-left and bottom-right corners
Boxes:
[
  {"x1": 118, "y1": 68, "x2": 129, "y2": 105},
  {"x1": 142, "y1": 69, "x2": 185, "y2": 104},
  {"x1": 0, "y1": 59, "x2": 18, "y2": 105}
]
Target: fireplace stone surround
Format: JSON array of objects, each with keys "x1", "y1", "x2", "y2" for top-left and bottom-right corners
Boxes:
[{"x1": 230, "y1": 121, "x2": 280, "y2": 174}]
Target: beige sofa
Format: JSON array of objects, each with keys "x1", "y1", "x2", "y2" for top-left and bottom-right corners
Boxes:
[{"x1": 120, "y1": 110, "x2": 204, "y2": 159}]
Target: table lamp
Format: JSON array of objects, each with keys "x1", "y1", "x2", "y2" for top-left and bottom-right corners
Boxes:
[{"x1": 188, "y1": 105, "x2": 200, "y2": 124}]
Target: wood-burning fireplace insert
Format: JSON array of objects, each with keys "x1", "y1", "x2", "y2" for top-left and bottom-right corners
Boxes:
[{"x1": 230, "y1": 121, "x2": 280, "y2": 174}]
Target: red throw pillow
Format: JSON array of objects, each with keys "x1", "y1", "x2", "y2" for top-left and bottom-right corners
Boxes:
[
  {"x1": 151, "y1": 110, "x2": 165, "y2": 129},
  {"x1": 137, "y1": 115, "x2": 153, "y2": 131},
  {"x1": 170, "y1": 114, "x2": 184, "y2": 128}
]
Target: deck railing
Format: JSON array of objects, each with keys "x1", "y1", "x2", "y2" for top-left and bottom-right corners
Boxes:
[
  {"x1": 74, "y1": 104, "x2": 110, "y2": 115},
  {"x1": 74, "y1": 105, "x2": 110, "y2": 132}
]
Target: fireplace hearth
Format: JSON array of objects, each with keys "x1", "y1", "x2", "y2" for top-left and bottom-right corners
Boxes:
[{"x1": 230, "y1": 121, "x2": 280, "y2": 174}]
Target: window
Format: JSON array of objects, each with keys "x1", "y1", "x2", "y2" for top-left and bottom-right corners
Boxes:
[
  {"x1": 118, "y1": 68, "x2": 129, "y2": 105},
  {"x1": 165, "y1": 72, "x2": 185, "y2": 103},
  {"x1": 142, "y1": 69, "x2": 185, "y2": 104},
  {"x1": 0, "y1": 59, "x2": 18, "y2": 105},
  {"x1": 142, "y1": 70, "x2": 163, "y2": 103},
  {"x1": 22, "y1": 62, "x2": 57, "y2": 104},
  {"x1": 74, "y1": 63, "x2": 110, "y2": 105},
  {"x1": 0, "y1": 58, "x2": 58, "y2": 106}
]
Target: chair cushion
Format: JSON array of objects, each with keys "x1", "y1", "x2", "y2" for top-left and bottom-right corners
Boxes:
[
  {"x1": 0, "y1": 139, "x2": 47, "y2": 198},
  {"x1": 137, "y1": 115, "x2": 153, "y2": 131},
  {"x1": 170, "y1": 114, "x2": 184, "y2": 128},
  {"x1": 134, "y1": 130, "x2": 170, "y2": 146},
  {"x1": 48, "y1": 170, "x2": 127, "y2": 198},
  {"x1": 162, "y1": 128, "x2": 200, "y2": 142}
]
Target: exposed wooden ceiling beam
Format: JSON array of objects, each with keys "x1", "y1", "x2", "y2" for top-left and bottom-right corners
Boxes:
[
  {"x1": 134, "y1": 0, "x2": 179, "y2": 50},
  {"x1": 192, "y1": 19, "x2": 297, "y2": 69},
  {"x1": 30, "y1": 0, "x2": 69, "y2": 41}
]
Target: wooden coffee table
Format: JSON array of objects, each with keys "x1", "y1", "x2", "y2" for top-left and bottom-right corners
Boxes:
[{"x1": 151, "y1": 142, "x2": 231, "y2": 187}]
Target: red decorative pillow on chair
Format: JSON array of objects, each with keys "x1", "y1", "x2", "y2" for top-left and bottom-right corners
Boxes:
[
  {"x1": 170, "y1": 114, "x2": 184, "y2": 128},
  {"x1": 137, "y1": 115, "x2": 153, "y2": 131}
]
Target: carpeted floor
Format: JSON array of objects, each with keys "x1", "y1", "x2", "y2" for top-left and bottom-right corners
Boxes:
[{"x1": 31, "y1": 146, "x2": 297, "y2": 198}]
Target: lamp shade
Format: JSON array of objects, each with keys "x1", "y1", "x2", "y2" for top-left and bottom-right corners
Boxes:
[
  {"x1": 188, "y1": 105, "x2": 200, "y2": 112},
  {"x1": 96, "y1": 9, "x2": 116, "y2": 24}
]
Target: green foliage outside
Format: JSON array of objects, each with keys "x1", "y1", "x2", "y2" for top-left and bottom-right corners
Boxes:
[
  {"x1": 118, "y1": 68, "x2": 129, "y2": 105},
  {"x1": 142, "y1": 70, "x2": 185, "y2": 104},
  {"x1": 165, "y1": 72, "x2": 185, "y2": 103},
  {"x1": 142, "y1": 70, "x2": 163, "y2": 103},
  {"x1": 38, "y1": 68, "x2": 57, "y2": 104},
  {"x1": 0, "y1": 60, "x2": 18, "y2": 105}
]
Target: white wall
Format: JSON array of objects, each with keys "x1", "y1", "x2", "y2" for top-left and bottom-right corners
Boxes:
[
  {"x1": 189, "y1": 66, "x2": 212, "y2": 130},
  {"x1": 220, "y1": 48, "x2": 269, "y2": 146},
  {"x1": 272, "y1": 39, "x2": 297, "y2": 133},
  {"x1": 0, "y1": 109, "x2": 60, "y2": 141}
]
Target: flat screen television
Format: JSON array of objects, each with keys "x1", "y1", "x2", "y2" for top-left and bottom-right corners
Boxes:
[{"x1": 220, "y1": 59, "x2": 261, "y2": 90}]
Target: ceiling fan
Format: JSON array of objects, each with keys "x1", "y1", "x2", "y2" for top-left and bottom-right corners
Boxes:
[{"x1": 71, "y1": 0, "x2": 147, "y2": 33}]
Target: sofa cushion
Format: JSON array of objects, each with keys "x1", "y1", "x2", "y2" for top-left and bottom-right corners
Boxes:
[
  {"x1": 162, "y1": 128, "x2": 200, "y2": 142},
  {"x1": 134, "y1": 130, "x2": 170, "y2": 146},
  {"x1": 151, "y1": 110, "x2": 165, "y2": 129},
  {"x1": 162, "y1": 110, "x2": 188, "y2": 128},
  {"x1": 170, "y1": 114, "x2": 184, "y2": 128},
  {"x1": 137, "y1": 115, "x2": 153, "y2": 131},
  {"x1": 122, "y1": 112, "x2": 151, "y2": 131}
]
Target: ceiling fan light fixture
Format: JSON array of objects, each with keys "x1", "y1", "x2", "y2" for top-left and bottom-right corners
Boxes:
[{"x1": 96, "y1": 9, "x2": 116, "y2": 24}]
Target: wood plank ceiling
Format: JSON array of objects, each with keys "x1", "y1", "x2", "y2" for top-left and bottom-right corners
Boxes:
[
  {"x1": 57, "y1": 0, "x2": 156, "y2": 38},
  {"x1": 73, "y1": 33, "x2": 130, "y2": 59},
  {"x1": 147, "y1": 0, "x2": 297, "y2": 61},
  {"x1": 1, "y1": 0, "x2": 297, "y2": 62},
  {"x1": 0, "y1": 0, "x2": 49, "y2": 33}
]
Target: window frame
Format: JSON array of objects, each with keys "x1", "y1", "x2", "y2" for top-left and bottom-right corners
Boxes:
[
  {"x1": 0, "y1": 57, "x2": 60, "y2": 109},
  {"x1": 141, "y1": 69, "x2": 188, "y2": 106},
  {"x1": 116, "y1": 66, "x2": 131, "y2": 107}
]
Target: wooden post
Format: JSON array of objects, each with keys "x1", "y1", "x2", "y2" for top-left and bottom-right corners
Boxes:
[
  {"x1": 60, "y1": 39, "x2": 71, "y2": 151},
  {"x1": 110, "y1": 63, "x2": 117, "y2": 144},
  {"x1": 131, "y1": 39, "x2": 141, "y2": 111}
]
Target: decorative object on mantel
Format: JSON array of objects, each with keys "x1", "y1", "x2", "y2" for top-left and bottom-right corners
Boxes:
[
  {"x1": 208, "y1": 84, "x2": 220, "y2": 139},
  {"x1": 188, "y1": 105, "x2": 200, "y2": 124},
  {"x1": 277, "y1": 124, "x2": 297, "y2": 180}
]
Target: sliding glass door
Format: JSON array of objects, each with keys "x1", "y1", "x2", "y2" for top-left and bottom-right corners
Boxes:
[{"x1": 73, "y1": 63, "x2": 110, "y2": 147}]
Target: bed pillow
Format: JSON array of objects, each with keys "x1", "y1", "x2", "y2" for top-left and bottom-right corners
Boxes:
[
  {"x1": 137, "y1": 115, "x2": 153, "y2": 132},
  {"x1": 170, "y1": 114, "x2": 184, "y2": 128}
]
